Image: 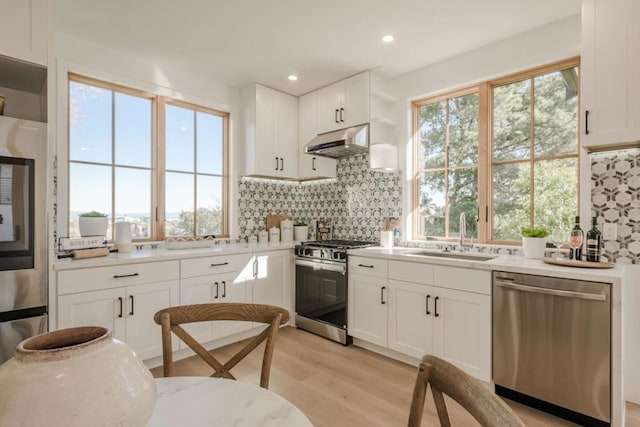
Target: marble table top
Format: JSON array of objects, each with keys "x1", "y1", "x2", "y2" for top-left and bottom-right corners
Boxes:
[{"x1": 148, "y1": 376, "x2": 313, "y2": 427}]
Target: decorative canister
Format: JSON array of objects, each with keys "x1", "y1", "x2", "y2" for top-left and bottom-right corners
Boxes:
[
  {"x1": 269, "y1": 226, "x2": 280, "y2": 243},
  {"x1": 0, "y1": 326, "x2": 157, "y2": 426},
  {"x1": 293, "y1": 225, "x2": 309, "y2": 242},
  {"x1": 280, "y1": 219, "x2": 293, "y2": 243},
  {"x1": 258, "y1": 230, "x2": 269, "y2": 243}
]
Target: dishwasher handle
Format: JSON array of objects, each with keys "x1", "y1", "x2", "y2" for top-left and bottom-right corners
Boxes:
[{"x1": 494, "y1": 280, "x2": 607, "y2": 301}]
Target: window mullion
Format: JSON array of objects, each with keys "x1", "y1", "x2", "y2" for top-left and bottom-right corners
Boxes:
[
  {"x1": 444, "y1": 100, "x2": 450, "y2": 239},
  {"x1": 529, "y1": 76, "x2": 535, "y2": 228},
  {"x1": 111, "y1": 90, "x2": 116, "y2": 241}
]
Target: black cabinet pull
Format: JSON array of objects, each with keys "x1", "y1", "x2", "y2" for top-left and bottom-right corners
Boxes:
[
  {"x1": 312, "y1": 157, "x2": 317, "y2": 171},
  {"x1": 210, "y1": 262, "x2": 229, "y2": 267},
  {"x1": 358, "y1": 264, "x2": 374, "y2": 268},
  {"x1": 113, "y1": 273, "x2": 139, "y2": 279},
  {"x1": 275, "y1": 157, "x2": 279, "y2": 170},
  {"x1": 214, "y1": 282, "x2": 219, "y2": 299},
  {"x1": 335, "y1": 109, "x2": 339, "y2": 123},
  {"x1": 381, "y1": 286, "x2": 386, "y2": 304},
  {"x1": 339, "y1": 107, "x2": 344, "y2": 122},
  {"x1": 280, "y1": 157, "x2": 284, "y2": 171},
  {"x1": 426, "y1": 295, "x2": 431, "y2": 315},
  {"x1": 585, "y1": 110, "x2": 590, "y2": 135},
  {"x1": 222, "y1": 281, "x2": 227, "y2": 298},
  {"x1": 129, "y1": 295, "x2": 134, "y2": 316},
  {"x1": 118, "y1": 297, "x2": 123, "y2": 318},
  {"x1": 434, "y1": 296, "x2": 439, "y2": 317}
]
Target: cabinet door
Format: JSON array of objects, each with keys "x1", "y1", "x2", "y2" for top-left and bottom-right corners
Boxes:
[
  {"x1": 180, "y1": 275, "x2": 219, "y2": 346},
  {"x1": 342, "y1": 73, "x2": 370, "y2": 128},
  {"x1": 252, "y1": 252, "x2": 287, "y2": 308},
  {"x1": 218, "y1": 271, "x2": 253, "y2": 338},
  {"x1": 255, "y1": 85, "x2": 278, "y2": 175},
  {"x1": 0, "y1": 0, "x2": 47, "y2": 65},
  {"x1": 432, "y1": 287, "x2": 491, "y2": 382},
  {"x1": 319, "y1": 82, "x2": 344, "y2": 133},
  {"x1": 348, "y1": 273, "x2": 388, "y2": 347},
  {"x1": 276, "y1": 92, "x2": 299, "y2": 179},
  {"x1": 58, "y1": 288, "x2": 126, "y2": 342},
  {"x1": 388, "y1": 280, "x2": 433, "y2": 359},
  {"x1": 125, "y1": 280, "x2": 179, "y2": 360},
  {"x1": 581, "y1": 0, "x2": 640, "y2": 148}
]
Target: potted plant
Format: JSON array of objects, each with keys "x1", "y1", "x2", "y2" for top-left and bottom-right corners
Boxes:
[
  {"x1": 521, "y1": 227, "x2": 549, "y2": 259},
  {"x1": 293, "y1": 221, "x2": 309, "y2": 242},
  {"x1": 78, "y1": 211, "x2": 108, "y2": 237}
]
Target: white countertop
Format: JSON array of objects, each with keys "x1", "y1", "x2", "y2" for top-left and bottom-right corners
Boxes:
[
  {"x1": 54, "y1": 242, "x2": 297, "y2": 271},
  {"x1": 348, "y1": 246, "x2": 624, "y2": 283}
]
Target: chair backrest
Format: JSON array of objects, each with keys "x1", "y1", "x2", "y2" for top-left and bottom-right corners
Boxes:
[
  {"x1": 154, "y1": 303, "x2": 290, "y2": 389},
  {"x1": 408, "y1": 355, "x2": 526, "y2": 427}
]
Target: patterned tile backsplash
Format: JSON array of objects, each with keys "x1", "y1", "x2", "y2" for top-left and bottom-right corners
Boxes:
[
  {"x1": 591, "y1": 147, "x2": 640, "y2": 264},
  {"x1": 238, "y1": 155, "x2": 402, "y2": 241}
]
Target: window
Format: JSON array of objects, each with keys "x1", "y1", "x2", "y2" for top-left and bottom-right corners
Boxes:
[
  {"x1": 412, "y1": 58, "x2": 579, "y2": 244},
  {"x1": 68, "y1": 74, "x2": 229, "y2": 240}
]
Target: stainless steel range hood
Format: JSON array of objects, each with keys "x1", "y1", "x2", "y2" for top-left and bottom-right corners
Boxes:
[{"x1": 304, "y1": 123, "x2": 368, "y2": 158}]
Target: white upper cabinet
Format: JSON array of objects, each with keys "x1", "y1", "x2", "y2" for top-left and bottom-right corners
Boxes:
[
  {"x1": 581, "y1": 0, "x2": 640, "y2": 150},
  {"x1": 318, "y1": 72, "x2": 370, "y2": 133},
  {"x1": 243, "y1": 84, "x2": 299, "y2": 179},
  {"x1": 298, "y1": 91, "x2": 336, "y2": 179},
  {"x1": 0, "y1": 0, "x2": 47, "y2": 65}
]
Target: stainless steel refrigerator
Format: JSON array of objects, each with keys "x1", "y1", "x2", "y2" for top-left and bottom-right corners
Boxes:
[{"x1": 0, "y1": 116, "x2": 47, "y2": 364}]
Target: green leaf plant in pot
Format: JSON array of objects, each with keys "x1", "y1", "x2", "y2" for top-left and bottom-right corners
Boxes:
[
  {"x1": 78, "y1": 211, "x2": 108, "y2": 237},
  {"x1": 521, "y1": 227, "x2": 549, "y2": 259},
  {"x1": 293, "y1": 221, "x2": 309, "y2": 243}
]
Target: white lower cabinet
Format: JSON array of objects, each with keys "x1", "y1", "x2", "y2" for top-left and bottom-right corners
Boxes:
[
  {"x1": 349, "y1": 257, "x2": 491, "y2": 382},
  {"x1": 252, "y1": 250, "x2": 291, "y2": 311},
  {"x1": 58, "y1": 279, "x2": 179, "y2": 360}
]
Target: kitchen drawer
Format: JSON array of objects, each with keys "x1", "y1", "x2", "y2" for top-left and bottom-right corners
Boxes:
[
  {"x1": 58, "y1": 261, "x2": 180, "y2": 295},
  {"x1": 180, "y1": 253, "x2": 254, "y2": 278},
  {"x1": 433, "y1": 266, "x2": 490, "y2": 295},
  {"x1": 349, "y1": 256, "x2": 388, "y2": 277},
  {"x1": 388, "y1": 260, "x2": 434, "y2": 285}
]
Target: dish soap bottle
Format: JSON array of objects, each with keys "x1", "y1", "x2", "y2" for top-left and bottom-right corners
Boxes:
[
  {"x1": 586, "y1": 216, "x2": 602, "y2": 262},
  {"x1": 569, "y1": 216, "x2": 583, "y2": 260}
]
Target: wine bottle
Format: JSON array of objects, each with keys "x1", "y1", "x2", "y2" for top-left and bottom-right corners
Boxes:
[
  {"x1": 569, "y1": 215, "x2": 583, "y2": 260},
  {"x1": 586, "y1": 216, "x2": 602, "y2": 262}
]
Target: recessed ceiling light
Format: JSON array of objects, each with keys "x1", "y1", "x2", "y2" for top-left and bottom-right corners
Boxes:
[
  {"x1": 288, "y1": 75, "x2": 298, "y2": 81},
  {"x1": 382, "y1": 35, "x2": 394, "y2": 43}
]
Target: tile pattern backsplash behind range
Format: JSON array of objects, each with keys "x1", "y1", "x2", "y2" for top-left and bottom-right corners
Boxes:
[
  {"x1": 591, "y1": 147, "x2": 640, "y2": 264},
  {"x1": 238, "y1": 155, "x2": 402, "y2": 241}
]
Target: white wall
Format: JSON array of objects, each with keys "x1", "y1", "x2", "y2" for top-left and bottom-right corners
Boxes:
[
  {"x1": 50, "y1": 31, "x2": 242, "y2": 241},
  {"x1": 389, "y1": 15, "x2": 581, "y2": 239}
]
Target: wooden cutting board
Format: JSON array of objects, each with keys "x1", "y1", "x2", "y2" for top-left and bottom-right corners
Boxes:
[
  {"x1": 543, "y1": 258, "x2": 615, "y2": 269},
  {"x1": 266, "y1": 214, "x2": 290, "y2": 231}
]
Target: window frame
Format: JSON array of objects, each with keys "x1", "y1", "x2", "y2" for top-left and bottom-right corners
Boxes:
[
  {"x1": 67, "y1": 73, "x2": 230, "y2": 241},
  {"x1": 411, "y1": 57, "x2": 580, "y2": 244}
]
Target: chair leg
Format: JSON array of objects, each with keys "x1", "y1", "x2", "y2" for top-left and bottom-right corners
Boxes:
[
  {"x1": 161, "y1": 312, "x2": 174, "y2": 377},
  {"x1": 260, "y1": 312, "x2": 283, "y2": 389},
  {"x1": 408, "y1": 362, "x2": 430, "y2": 427},
  {"x1": 432, "y1": 387, "x2": 451, "y2": 427}
]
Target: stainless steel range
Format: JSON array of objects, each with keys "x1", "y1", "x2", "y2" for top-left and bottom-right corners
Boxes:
[{"x1": 294, "y1": 240, "x2": 375, "y2": 345}]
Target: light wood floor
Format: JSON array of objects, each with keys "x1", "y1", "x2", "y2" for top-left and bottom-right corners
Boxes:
[{"x1": 151, "y1": 326, "x2": 640, "y2": 426}]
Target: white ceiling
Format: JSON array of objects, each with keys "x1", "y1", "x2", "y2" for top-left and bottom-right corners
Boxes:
[{"x1": 54, "y1": 0, "x2": 581, "y2": 96}]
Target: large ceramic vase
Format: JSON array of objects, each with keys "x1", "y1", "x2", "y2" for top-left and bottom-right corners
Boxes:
[{"x1": 0, "y1": 326, "x2": 157, "y2": 426}]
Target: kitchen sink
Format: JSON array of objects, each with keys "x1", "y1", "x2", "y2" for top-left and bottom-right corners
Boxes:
[{"x1": 408, "y1": 251, "x2": 497, "y2": 262}]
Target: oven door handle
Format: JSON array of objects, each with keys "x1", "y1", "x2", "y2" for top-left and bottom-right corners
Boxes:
[
  {"x1": 295, "y1": 259, "x2": 346, "y2": 274},
  {"x1": 495, "y1": 280, "x2": 607, "y2": 301}
]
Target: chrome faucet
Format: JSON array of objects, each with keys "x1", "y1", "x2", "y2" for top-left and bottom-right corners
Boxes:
[{"x1": 458, "y1": 212, "x2": 473, "y2": 251}]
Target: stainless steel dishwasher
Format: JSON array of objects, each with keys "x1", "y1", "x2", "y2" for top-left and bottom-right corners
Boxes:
[{"x1": 493, "y1": 271, "x2": 610, "y2": 427}]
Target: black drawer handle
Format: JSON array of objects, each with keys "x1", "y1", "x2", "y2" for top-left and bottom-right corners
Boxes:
[
  {"x1": 118, "y1": 297, "x2": 123, "y2": 318},
  {"x1": 585, "y1": 110, "x2": 590, "y2": 135},
  {"x1": 358, "y1": 264, "x2": 374, "y2": 268},
  {"x1": 113, "y1": 273, "x2": 139, "y2": 279},
  {"x1": 426, "y1": 295, "x2": 431, "y2": 315},
  {"x1": 214, "y1": 282, "x2": 219, "y2": 299},
  {"x1": 312, "y1": 157, "x2": 317, "y2": 171},
  {"x1": 339, "y1": 107, "x2": 344, "y2": 122},
  {"x1": 434, "y1": 296, "x2": 439, "y2": 317},
  {"x1": 275, "y1": 157, "x2": 279, "y2": 170},
  {"x1": 211, "y1": 262, "x2": 229, "y2": 267},
  {"x1": 381, "y1": 286, "x2": 386, "y2": 304},
  {"x1": 222, "y1": 281, "x2": 226, "y2": 298},
  {"x1": 129, "y1": 295, "x2": 134, "y2": 316},
  {"x1": 335, "y1": 109, "x2": 339, "y2": 123}
]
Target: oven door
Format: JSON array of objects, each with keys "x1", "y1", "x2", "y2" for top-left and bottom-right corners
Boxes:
[{"x1": 295, "y1": 258, "x2": 347, "y2": 329}]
